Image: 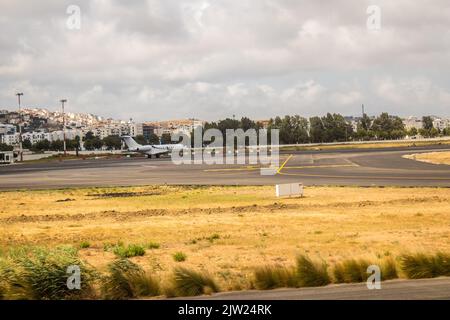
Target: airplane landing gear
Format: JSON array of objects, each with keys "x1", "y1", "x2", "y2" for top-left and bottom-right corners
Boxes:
[{"x1": 146, "y1": 154, "x2": 152, "y2": 159}]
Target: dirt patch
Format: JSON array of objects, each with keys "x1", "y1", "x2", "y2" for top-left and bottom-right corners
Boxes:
[{"x1": 86, "y1": 191, "x2": 164, "y2": 199}]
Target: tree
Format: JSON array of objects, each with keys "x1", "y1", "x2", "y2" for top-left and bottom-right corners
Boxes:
[
  {"x1": 22, "y1": 139, "x2": 32, "y2": 150},
  {"x1": 148, "y1": 133, "x2": 160, "y2": 145},
  {"x1": 371, "y1": 113, "x2": 406, "y2": 140},
  {"x1": 160, "y1": 133, "x2": 172, "y2": 145},
  {"x1": 309, "y1": 116, "x2": 325, "y2": 143},
  {"x1": 269, "y1": 115, "x2": 309, "y2": 144},
  {"x1": 422, "y1": 116, "x2": 434, "y2": 131},
  {"x1": 321, "y1": 113, "x2": 353, "y2": 142},
  {"x1": 240, "y1": 117, "x2": 257, "y2": 131},
  {"x1": 84, "y1": 131, "x2": 94, "y2": 141},
  {"x1": 50, "y1": 140, "x2": 64, "y2": 151},
  {"x1": 429, "y1": 127, "x2": 439, "y2": 138},
  {"x1": 32, "y1": 139, "x2": 51, "y2": 152},
  {"x1": 135, "y1": 135, "x2": 147, "y2": 145},
  {"x1": 0, "y1": 143, "x2": 13, "y2": 151},
  {"x1": 358, "y1": 114, "x2": 372, "y2": 131},
  {"x1": 408, "y1": 127, "x2": 418, "y2": 137},
  {"x1": 84, "y1": 137, "x2": 103, "y2": 151},
  {"x1": 102, "y1": 135, "x2": 122, "y2": 150}
]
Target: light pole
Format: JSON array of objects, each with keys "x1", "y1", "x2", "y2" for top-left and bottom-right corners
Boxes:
[
  {"x1": 60, "y1": 99, "x2": 67, "y2": 156},
  {"x1": 16, "y1": 93, "x2": 24, "y2": 162}
]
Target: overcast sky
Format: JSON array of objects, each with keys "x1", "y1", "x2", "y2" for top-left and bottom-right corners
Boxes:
[{"x1": 1, "y1": 0, "x2": 449, "y2": 121}]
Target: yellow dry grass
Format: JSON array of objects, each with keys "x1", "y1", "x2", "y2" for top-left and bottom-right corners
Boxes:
[
  {"x1": 282, "y1": 139, "x2": 450, "y2": 151},
  {"x1": 1, "y1": 185, "x2": 449, "y2": 290},
  {"x1": 404, "y1": 151, "x2": 450, "y2": 165}
]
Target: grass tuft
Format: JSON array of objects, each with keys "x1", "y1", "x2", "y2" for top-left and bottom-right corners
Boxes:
[
  {"x1": 79, "y1": 241, "x2": 91, "y2": 249},
  {"x1": 253, "y1": 266, "x2": 298, "y2": 290},
  {"x1": 101, "y1": 259, "x2": 159, "y2": 300},
  {"x1": 333, "y1": 259, "x2": 371, "y2": 283},
  {"x1": 173, "y1": 252, "x2": 187, "y2": 262},
  {"x1": 145, "y1": 242, "x2": 160, "y2": 250},
  {"x1": 172, "y1": 267, "x2": 219, "y2": 297},
  {"x1": 401, "y1": 252, "x2": 450, "y2": 279},
  {"x1": 0, "y1": 246, "x2": 96, "y2": 300},
  {"x1": 296, "y1": 255, "x2": 331, "y2": 287},
  {"x1": 381, "y1": 257, "x2": 398, "y2": 280},
  {"x1": 112, "y1": 244, "x2": 146, "y2": 258}
]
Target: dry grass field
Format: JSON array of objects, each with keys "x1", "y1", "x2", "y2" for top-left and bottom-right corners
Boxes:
[
  {"x1": 1, "y1": 185, "x2": 450, "y2": 290},
  {"x1": 404, "y1": 151, "x2": 450, "y2": 165},
  {"x1": 282, "y1": 139, "x2": 450, "y2": 151}
]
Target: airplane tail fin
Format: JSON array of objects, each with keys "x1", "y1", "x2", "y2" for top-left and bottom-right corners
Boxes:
[{"x1": 121, "y1": 136, "x2": 142, "y2": 150}]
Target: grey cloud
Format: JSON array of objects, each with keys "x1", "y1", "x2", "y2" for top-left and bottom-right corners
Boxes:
[{"x1": 0, "y1": 0, "x2": 449, "y2": 120}]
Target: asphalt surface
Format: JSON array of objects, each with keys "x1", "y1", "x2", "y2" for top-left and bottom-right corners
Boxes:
[
  {"x1": 0, "y1": 145, "x2": 449, "y2": 189},
  {"x1": 181, "y1": 278, "x2": 450, "y2": 300}
]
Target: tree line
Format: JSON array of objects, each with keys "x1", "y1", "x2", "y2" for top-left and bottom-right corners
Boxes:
[{"x1": 198, "y1": 113, "x2": 449, "y2": 145}]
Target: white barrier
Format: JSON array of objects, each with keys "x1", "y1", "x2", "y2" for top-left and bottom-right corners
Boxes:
[{"x1": 276, "y1": 183, "x2": 304, "y2": 198}]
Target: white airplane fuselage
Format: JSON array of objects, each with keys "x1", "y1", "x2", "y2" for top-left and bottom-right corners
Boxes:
[{"x1": 121, "y1": 136, "x2": 184, "y2": 158}]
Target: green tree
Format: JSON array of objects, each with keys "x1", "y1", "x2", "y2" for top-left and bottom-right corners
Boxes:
[
  {"x1": 148, "y1": 133, "x2": 160, "y2": 145},
  {"x1": 309, "y1": 116, "x2": 325, "y2": 143},
  {"x1": 32, "y1": 139, "x2": 51, "y2": 152},
  {"x1": 22, "y1": 139, "x2": 32, "y2": 149},
  {"x1": 160, "y1": 133, "x2": 172, "y2": 145},
  {"x1": 84, "y1": 131, "x2": 94, "y2": 140},
  {"x1": 102, "y1": 135, "x2": 122, "y2": 150},
  {"x1": 50, "y1": 140, "x2": 64, "y2": 151},
  {"x1": 371, "y1": 113, "x2": 406, "y2": 140},
  {"x1": 0, "y1": 143, "x2": 13, "y2": 151},
  {"x1": 408, "y1": 127, "x2": 418, "y2": 137},
  {"x1": 84, "y1": 137, "x2": 103, "y2": 150},
  {"x1": 321, "y1": 113, "x2": 353, "y2": 142},
  {"x1": 422, "y1": 116, "x2": 434, "y2": 131},
  {"x1": 134, "y1": 135, "x2": 147, "y2": 145}
]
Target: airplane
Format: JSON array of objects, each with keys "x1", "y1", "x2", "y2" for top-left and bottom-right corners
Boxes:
[{"x1": 121, "y1": 136, "x2": 184, "y2": 158}]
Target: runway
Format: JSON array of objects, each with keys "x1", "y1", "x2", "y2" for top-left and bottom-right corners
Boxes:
[
  {"x1": 0, "y1": 145, "x2": 449, "y2": 190},
  {"x1": 181, "y1": 277, "x2": 450, "y2": 300}
]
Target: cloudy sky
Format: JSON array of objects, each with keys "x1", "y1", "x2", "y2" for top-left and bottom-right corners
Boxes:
[{"x1": 0, "y1": 0, "x2": 449, "y2": 121}]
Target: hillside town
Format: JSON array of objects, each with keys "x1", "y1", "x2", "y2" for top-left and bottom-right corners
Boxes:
[{"x1": 0, "y1": 108, "x2": 204, "y2": 150}]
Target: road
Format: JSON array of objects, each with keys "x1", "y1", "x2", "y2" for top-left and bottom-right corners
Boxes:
[
  {"x1": 0, "y1": 145, "x2": 449, "y2": 189},
  {"x1": 181, "y1": 278, "x2": 450, "y2": 300}
]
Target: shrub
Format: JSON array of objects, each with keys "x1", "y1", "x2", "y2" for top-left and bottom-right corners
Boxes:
[
  {"x1": 207, "y1": 234, "x2": 220, "y2": 242},
  {"x1": 0, "y1": 246, "x2": 96, "y2": 300},
  {"x1": 101, "y1": 259, "x2": 159, "y2": 300},
  {"x1": 434, "y1": 252, "x2": 450, "y2": 276},
  {"x1": 333, "y1": 259, "x2": 371, "y2": 283},
  {"x1": 113, "y1": 244, "x2": 146, "y2": 258},
  {"x1": 381, "y1": 257, "x2": 398, "y2": 280},
  {"x1": 173, "y1": 252, "x2": 187, "y2": 262},
  {"x1": 146, "y1": 242, "x2": 160, "y2": 250},
  {"x1": 253, "y1": 266, "x2": 298, "y2": 290},
  {"x1": 172, "y1": 267, "x2": 219, "y2": 297},
  {"x1": 296, "y1": 255, "x2": 330, "y2": 287},
  {"x1": 79, "y1": 241, "x2": 91, "y2": 249},
  {"x1": 401, "y1": 252, "x2": 450, "y2": 279}
]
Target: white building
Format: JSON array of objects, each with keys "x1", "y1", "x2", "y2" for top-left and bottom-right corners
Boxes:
[
  {"x1": 22, "y1": 131, "x2": 51, "y2": 145},
  {"x1": 1, "y1": 133, "x2": 20, "y2": 146},
  {"x1": 433, "y1": 118, "x2": 450, "y2": 131},
  {"x1": 0, "y1": 124, "x2": 16, "y2": 135},
  {"x1": 403, "y1": 117, "x2": 423, "y2": 130}
]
